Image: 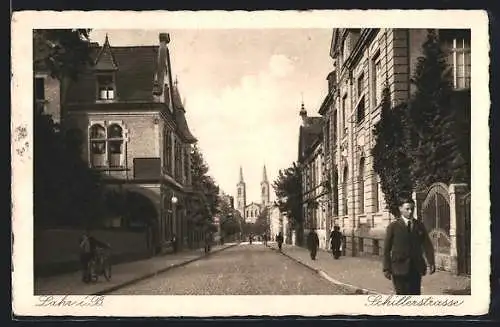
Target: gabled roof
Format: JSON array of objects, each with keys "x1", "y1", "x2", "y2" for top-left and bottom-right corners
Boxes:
[
  {"x1": 298, "y1": 117, "x2": 323, "y2": 162},
  {"x1": 94, "y1": 35, "x2": 118, "y2": 71},
  {"x1": 66, "y1": 44, "x2": 158, "y2": 103},
  {"x1": 172, "y1": 84, "x2": 197, "y2": 144}
]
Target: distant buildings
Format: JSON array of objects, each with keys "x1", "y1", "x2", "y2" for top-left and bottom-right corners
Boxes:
[
  {"x1": 236, "y1": 166, "x2": 272, "y2": 224},
  {"x1": 298, "y1": 28, "x2": 471, "y2": 255}
]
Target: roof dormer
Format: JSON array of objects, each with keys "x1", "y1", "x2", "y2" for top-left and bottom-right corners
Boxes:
[{"x1": 94, "y1": 34, "x2": 118, "y2": 71}]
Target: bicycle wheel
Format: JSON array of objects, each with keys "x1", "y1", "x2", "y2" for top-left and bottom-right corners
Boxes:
[{"x1": 103, "y1": 260, "x2": 112, "y2": 281}]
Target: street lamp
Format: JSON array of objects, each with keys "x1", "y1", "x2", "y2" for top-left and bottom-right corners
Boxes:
[{"x1": 171, "y1": 195, "x2": 178, "y2": 239}]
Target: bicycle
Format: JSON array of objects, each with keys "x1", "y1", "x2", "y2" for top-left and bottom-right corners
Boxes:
[{"x1": 89, "y1": 248, "x2": 112, "y2": 282}]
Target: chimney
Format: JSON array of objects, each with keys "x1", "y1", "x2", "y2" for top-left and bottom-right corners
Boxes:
[
  {"x1": 159, "y1": 33, "x2": 170, "y2": 44},
  {"x1": 153, "y1": 33, "x2": 170, "y2": 96}
]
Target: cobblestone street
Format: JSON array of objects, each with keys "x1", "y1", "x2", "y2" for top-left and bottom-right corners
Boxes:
[{"x1": 110, "y1": 244, "x2": 355, "y2": 295}]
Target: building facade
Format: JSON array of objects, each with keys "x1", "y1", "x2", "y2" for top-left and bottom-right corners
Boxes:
[
  {"x1": 298, "y1": 102, "x2": 331, "y2": 249},
  {"x1": 236, "y1": 165, "x2": 271, "y2": 224},
  {"x1": 62, "y1": 33, "x2": 200, "y2": 255},
  {"x1": 317, "y1": 28, "x2": 471, "y2": 257},
  {"x1": 34, "y1": 68, "x2": 62, "y2": 123}
]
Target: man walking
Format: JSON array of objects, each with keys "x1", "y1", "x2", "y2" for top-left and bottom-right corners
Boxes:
[
  {"x1": 329, "y1": 225, "x2": 343, "y2": 260},
  {"x1": 307, "y1": 228, "x2": 320, "y2": 260},
  {"x1": 383, "y1": 197, "x2": 436, "y2": 295},
  {"x1": 276, "y1": 232, "x2": 284, "y2": 251}
]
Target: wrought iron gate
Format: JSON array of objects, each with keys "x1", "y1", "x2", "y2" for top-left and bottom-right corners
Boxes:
[{"x1": 421, "y1": 183, "x2": 451, "y2": 256}]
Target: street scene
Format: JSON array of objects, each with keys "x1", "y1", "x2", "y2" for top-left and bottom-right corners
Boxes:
[{"x1": 32, "y1": 27, "x2": 472, "y2": 297}]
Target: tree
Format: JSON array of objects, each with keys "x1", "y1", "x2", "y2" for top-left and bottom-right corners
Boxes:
[
  {"x1": 218, "y1": 198, "x2": 241, "y2": 237},
  {"x1": 255, "y1": 207, "x2": 270, "y2": 235},
  {"x1": 190, "y1": 145, "x2": 220, "y2": 229},
  {"x1": 272, "y1": 162, "x2": 302, "y2": 241},
  {"x1": 34, "y1": 29, "x2": 93, "y2": 80},
  {"x1": 371, "y1": 87, "x2": 414, "y2": 217},
  {"x1": 408, "y1": 29, "x2": 470, "y2": 188},
  {"x1": 33, "y1": 29, "x2": 104, "y2": 228}
]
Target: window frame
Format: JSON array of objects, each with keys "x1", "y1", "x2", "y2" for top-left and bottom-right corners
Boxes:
[
  {"x1": 371, "y1": 51, "x2": 382, "y2": 107},
  {"x1": 88, "y1": 120, "x2": 127, "y2": 169},
  {"x1": 96, "y1": 73, "x2": 117, "y2": 102}
]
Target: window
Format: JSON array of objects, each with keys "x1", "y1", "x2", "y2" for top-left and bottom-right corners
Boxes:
[
  {"x1": 238, "y1": 188, "x2": 242, "y2": 196},
  {"x1": 341, "y1": 95, "x2": 347, "y2": 135},
  {"x1": 97, "y1": 74, "x2": 115, "y2": 100},
  {"x1": 34, "y1": 77, "x2": 45, "y2": 114},
  {"x1": 89, "y1": 124, "x2": 106, "y2": 167},
  {"x1": 372, "y1": 52, "x2": 382, "y2": 106},
  {"x1": 357, "y1": 73, "x2": 365, "y2": 100},
  {"x1": 164, "y1": 128, "x2": 173, "y2": 174},
  {"x1": 332, "y1": 110, "x2": 338, "y2": 146},
  {"x1": 183, "y1": 146, "x2": 190, "y2": 184},
  {"x1": 444, "y1": 33, "x2": 471, "y2": 89},
  {"x1": 343, "y1": 165, "x2": 349, "y2": 215},
  {"x1": 356, "y1": 96, "x2": 366, "y2": 124},
  {"x1": 333, "y1": 168, "x2": 339, "y2": 216},
  {"x1": 325, "y1": 119, "x2": 330, "y2": 156},
  {"x1": 107, "y1": 124, "x2": 123, "y2": 167},
  {"x1": 358, "y1": 158, "x2": 365, "y2": 214},
  {"x1": 35, "y1": 77, "x2": 45, "y2": 101},
  {"x1": 89, "y1": 123, "x2": 126, "y2": 168},
  {"x1": 174, "y1": 138, "x2": 182, "y2": 181}
]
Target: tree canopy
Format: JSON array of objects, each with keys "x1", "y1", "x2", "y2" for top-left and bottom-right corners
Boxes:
[
  {"x1": 371, "y1": 87, "x2": 414, "y2": 216},
  {"x1": 189, "y1": 145, "x2": 220, "y2": 229},
  {"x1": 34, "y1": 29, "x2": 105, "y2": 228},
  {"x1": 407, "y1": 29, "x2": 470, "y2": 188},
  {"x1": 272, "y1": 162, "x2": 302, "y2": 231},
  {"x1": 34, "y1": 29, "x2": 93, "y2": 81}
]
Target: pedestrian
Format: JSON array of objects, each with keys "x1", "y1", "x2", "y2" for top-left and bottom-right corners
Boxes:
[
  {"x1": 79, "y1": 230, "x2": 93, "y2": 283},
  {"x1": 383, "y1": 197, "x2": 436, "y2": 295},
  {"x1": 204, "y1": 231, "x2": 212, "y2": 253},
  {"x1": 171, "y1": 234, "x2": 178, "y2": 253},
  {"x1": 330, "y1": 226, "x2": 343, "y2": 259},
  {"x1": 79, "y1": 229, "x2": 110, "y2": 283},
  {"x1": 263, "y1": 233, "x2": 268, "y2": 246},
  {"x1": 276, "y1": 232, "x2": 284, "y2": 251},
  {"x1": 307, "y1": 228, "x2": 320, "y2": 260}
]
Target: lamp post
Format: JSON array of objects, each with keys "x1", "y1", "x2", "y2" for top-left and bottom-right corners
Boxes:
[{"x1": 171, "y1": 195, "x2": 178, "y2": 240}]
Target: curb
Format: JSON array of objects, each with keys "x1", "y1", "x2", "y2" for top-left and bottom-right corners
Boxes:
[
  {"x1": 93, "y1": 243, "x2": 239, "y2": 295},
  {"x1": 267, "y1": 245, "x2": 379, "y2": 295}
]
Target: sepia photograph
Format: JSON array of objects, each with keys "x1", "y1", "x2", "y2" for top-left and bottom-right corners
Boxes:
[{"x1": 12, "y1": 10, "x2": 489, "y2": 317}]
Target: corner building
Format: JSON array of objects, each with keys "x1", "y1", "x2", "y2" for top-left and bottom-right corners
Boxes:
[
  {"x1": 323, "y1": 29, "x2": 470, "y2": 256},
  {"x1": 62, "y1": 33, "x2": 200, "y2": 255}
]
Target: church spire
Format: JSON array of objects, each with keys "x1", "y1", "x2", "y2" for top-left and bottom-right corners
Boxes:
[
  {"x1": 239, "y1": 166, "x2": 244, "y2": 183},
  {"x1": 262, "y1": 165, "x2": 268, "y2": 182}
]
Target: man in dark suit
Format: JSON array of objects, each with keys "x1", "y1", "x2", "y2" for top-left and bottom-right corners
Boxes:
[{"x1": 383, "y1": 197, "x2": 436, "y2": 295}]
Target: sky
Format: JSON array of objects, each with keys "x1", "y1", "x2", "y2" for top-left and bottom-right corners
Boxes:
[{"x1": 90, "y1": 29, "x2": 333, "y2": 203}]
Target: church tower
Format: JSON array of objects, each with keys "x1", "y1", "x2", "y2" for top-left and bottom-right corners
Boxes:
[
  {"x1": 236, "y1": 166, "x2": 246, "y2": 219},
  {"x1": 261, "y1": 165, "x2": 270, "y2": 206}
]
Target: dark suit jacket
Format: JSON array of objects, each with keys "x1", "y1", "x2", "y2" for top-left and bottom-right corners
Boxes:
[{"x1": 383, "y1": 218, "x2": 435, "y2": 276}]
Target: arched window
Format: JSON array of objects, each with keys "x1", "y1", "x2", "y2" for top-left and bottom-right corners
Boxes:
[
  {"x1": 333, "y1": 167, "x2": 339, "y2": 216},
  {"x1": 107, "y1": 124, "x2": 123, "y2": 167},
  {"x1": 358, "y1": 157, "x2": 365, "y2": 214},
  {"x1": 163, "y1": 127, "x2": 173, "y2": 174},
  {"x1": 90, "y1": 124, "x2": 106, "y2": 167},
  {"x1": 343, "y1": 165, "x2": 349, "y2": 215}
]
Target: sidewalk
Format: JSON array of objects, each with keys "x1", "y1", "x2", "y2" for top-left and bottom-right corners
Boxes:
[
  {"x1": 268, "y1": 243, "x2": 471, "y2": 295},
  {"x1": 34, "y1": 243, "x2": 238, "y2": 295}
]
